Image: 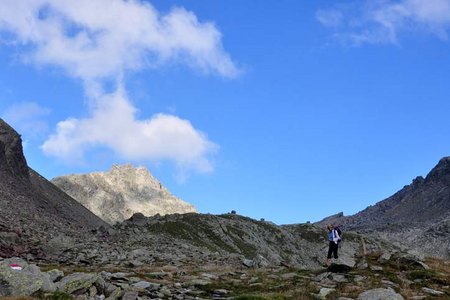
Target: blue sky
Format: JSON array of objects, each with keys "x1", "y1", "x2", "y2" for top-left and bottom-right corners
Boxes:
[{"x1": 1, "y1": 0, "x2": 450, "y2": 224}]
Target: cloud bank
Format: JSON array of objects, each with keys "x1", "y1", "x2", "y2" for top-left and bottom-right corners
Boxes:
[
  {"x1": 0, "y1": 0, "x2": 238, "y2": 175},
  {"x1": 41, "y1": 88, "x2": 217, "y2": 173},
  {"x1": 316, "y1": 0, "x2": 450, "y2": 45}
]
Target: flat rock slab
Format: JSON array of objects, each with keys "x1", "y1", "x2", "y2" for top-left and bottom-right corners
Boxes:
[
  {"x1": 56, "y1": 272, "x2": 98, "y2": 294},
  {"x1": 422, "y1": 287, "x2": 445, "y2": 296},
  {"x1": 357, "y1": 288, "x2": 404, "y2": 300},
  {"x1": 317, "y1": 287, "x2": 335, "y2": 299}
]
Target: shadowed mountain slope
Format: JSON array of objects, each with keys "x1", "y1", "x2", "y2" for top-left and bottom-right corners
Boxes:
[{"x1": 0, "y1": 119, "x2": 107, "y2": 256}]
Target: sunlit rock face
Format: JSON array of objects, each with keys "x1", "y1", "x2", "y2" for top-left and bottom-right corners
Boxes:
[{"x1": 52, "y1": 164, "x2": 197, "y2": 224}]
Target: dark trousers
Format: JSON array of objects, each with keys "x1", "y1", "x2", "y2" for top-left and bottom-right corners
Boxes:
[{"x1": 327, "y1": 241, "x2": 338, "y2": 259}]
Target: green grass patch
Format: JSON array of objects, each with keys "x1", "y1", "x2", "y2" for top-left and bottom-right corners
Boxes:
[{"x1": 407, "y1": 270, "x2": 448, "y2": 285}]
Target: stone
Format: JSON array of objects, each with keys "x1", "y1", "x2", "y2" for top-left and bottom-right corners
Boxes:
[
  {"x1": 381, "y1": 280, "x2": 399, "y2": 288},
  {"x1": 0, "y1": 258, "x2": 55, "y2": 296},
  {"x1": 47, "y1": 269, "x2": 65, "y2": 282},
  {"x1": 56, "y1": 272, "x2": 99, "y2": 294},
  {"x1": 253, "y1": 254, "x2": 270, "y2": 267},
  {"x1": 242, "y1": 259, "x2": 254, "y2": 268},
  {"x1": 214, "y1": 289, "x2": 228, "y2": 295},
  {"x1": 249, "y1": 283, "x2": 263, "y2": 287},
  {"x1": 317, "y1": 287, "x2": 335, "y2": 299},
  {"x1": 332, "y1": 274, "x2": 348, "y2": 283},
  {"x1": 105, "y1": 283, "x2": 118, "y2": 296},
  {"x1": 397, "y1": 255, "x2": 430, "y2": 270},
  {"x1": 378, "y1": 253, "x2": 392, "y2": 264},
  {"x1": 89, "y1": 285, "x2": 97, "y2": 297},
  {"x1": 201, "y1": 273, "x2": 218, "y2": 280},
  {"x1": 370, "y1": 265, "x2": 383, "y2": 271},
  {"x1": 160, "y1": 286, "x2": 171, "y2": 296},
  {"x1": 122, "y1": 291, "x2": 139, "y2": 300},
  {"x1": 422, "y1": 287, "x2": 445, "y2": 296},
  {"x1": 42, "y1": 235, "x2": 75, "y2": 255},
  {"x1": 248, "y1": 277, "x2": 259, "y2": 284},
  {"x1": 357, "y1": 288, "x2": 404, "y2": 300},
  {"x1": 318, "y1": 278, "x2": 337, "y2": 288},
  {"x1": 313, "y1": 272, "x2": 331, "y2": 282},
  {"x1": 357, "y1": 258, "x2": 368, "y2": 270},
  {"x1": 106, "y1": 287, "x2": 122, "y2": 300},
  {"x1": 128, "y1": 260, "x2": 144, "y2": 267}
]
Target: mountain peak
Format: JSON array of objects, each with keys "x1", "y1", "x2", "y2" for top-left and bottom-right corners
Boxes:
[
  {"x1": 52, "y1": 164, "x2": 197, "y2": 224},
  {"x1": 425, "y1": 156, "x2": 450, "y2": 184},
  {"x1": 107, "y1": 163, "x2": 164, "y2": 192}
]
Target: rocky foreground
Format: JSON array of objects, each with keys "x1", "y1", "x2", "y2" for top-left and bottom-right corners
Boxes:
[
  {"x1": 1, "y1": 212, "x2": 450, "y2": 299},
  {"x1": 1, "y1": 249, "x2": 449, "y2": 299}
]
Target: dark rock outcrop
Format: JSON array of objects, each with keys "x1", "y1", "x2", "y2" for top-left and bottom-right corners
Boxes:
[
  {"x1": 0, "y1": 119, "x2": 30, "y2": 182},
  {"x1": 0, "y1": 118, "x2": 107, "y2": 257}
]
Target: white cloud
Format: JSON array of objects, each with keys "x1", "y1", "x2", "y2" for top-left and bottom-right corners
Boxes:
[
  {"x1": 316, "y1": 0, "x2": 450, "y2": 45},
  {"x1": 0, "y1": 0, "x2": 236, "y2": 175},
  {"x1": 0, "y1": 0, "x2": 239, "y2": 79},
  {"x1": 316, "y1": 9, "x2": 344, "y2": 28},
  {"x1": 2, "y1": 102, "x2": 50, "y2": 138},
  {"x1": 41, "y1": 88, "x2": 217, "y2": 173}
]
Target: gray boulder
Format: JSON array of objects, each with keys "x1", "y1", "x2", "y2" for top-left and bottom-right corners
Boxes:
[
  {"x1": 47, "y1": 269, "x2": 65, "y2": 282},
  {"x1": 56, "y1": 272, "x2": 99, "y2": 294},
  {"x1": 43, "y1": 234, "x2": 75, "y2": 256},
  {"x1": 0, "y1": 258, "x2": 55, "y2": 296},
  {"x1": 357, "y1": 288, "x2": 404, "y2": 300}
]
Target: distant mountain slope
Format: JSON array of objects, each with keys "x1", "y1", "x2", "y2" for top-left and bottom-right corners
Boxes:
[
  {"x1": 346, "y1": 157, "x2": 450, "y2": 230},
  {"x1": 319, "y1": 157, "x2": 450, "y2": 258},
  {"x1": 99, "y1": 212, "x2": 384, "y2": 270},
  {"x1": 0, "y1": 119, "x2": 107, "y2": 256},
  {"x1": 52, "y1": 164, "x2": 197, "y2": 224}
]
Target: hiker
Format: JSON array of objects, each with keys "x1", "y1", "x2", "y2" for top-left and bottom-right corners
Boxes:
[{"x1": 325, "y1": 224, "x2": 341, "y2": 266}]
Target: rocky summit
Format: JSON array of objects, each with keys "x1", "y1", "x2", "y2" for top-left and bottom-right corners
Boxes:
[{"x1": 52, "y1": 164, "x2": 197, "y2": 224}]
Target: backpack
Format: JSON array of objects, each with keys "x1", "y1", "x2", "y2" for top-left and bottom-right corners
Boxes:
[{"x1": 334, "y1": 227, "x2": 342, "y2": 243}]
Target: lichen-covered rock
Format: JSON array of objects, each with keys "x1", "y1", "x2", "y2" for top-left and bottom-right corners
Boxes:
[
  {"x1": 106, "y1": 286, "x2": 122, "y2": 300},
  {"x1": 47, "y1": 269, "x2": 65, "y2": 282},
  {"x1": 56, "y1": 272, "x2": 98, "y2": 294},
  {"x1": 0, "y1": 258, "x2": 55, "y2": 296}
]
